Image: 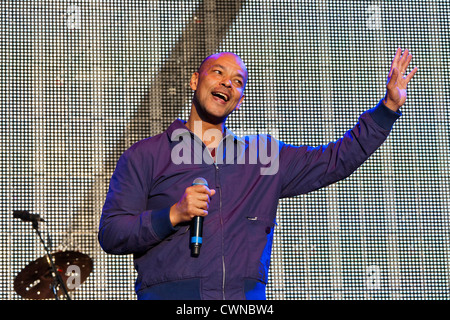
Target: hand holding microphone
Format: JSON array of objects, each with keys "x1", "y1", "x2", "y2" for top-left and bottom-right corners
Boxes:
[{"x1": 169, "y1": 178, "x2": 215, "y2": 257}]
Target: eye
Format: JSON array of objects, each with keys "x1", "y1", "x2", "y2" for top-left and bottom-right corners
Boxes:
[{"x1": 214, "y1": 69, "x2": 222, "y2": 74}]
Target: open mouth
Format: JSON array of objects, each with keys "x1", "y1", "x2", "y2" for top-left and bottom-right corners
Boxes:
[{"x1": 211, "y1": 91, "x2": 229, "y2": 102}]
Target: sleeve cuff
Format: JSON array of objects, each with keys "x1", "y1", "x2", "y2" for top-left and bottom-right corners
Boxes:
[
  {"x1": 151, "y1": 207, "x2": 178, "y2": 240},
  {"x1": 367, "y1": 99, "x2": 402, "y2": 130}
]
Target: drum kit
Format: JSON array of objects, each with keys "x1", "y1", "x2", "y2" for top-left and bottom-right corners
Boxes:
[{"x1": 12, "y1": 211, "x2": 93, "y2": 300}]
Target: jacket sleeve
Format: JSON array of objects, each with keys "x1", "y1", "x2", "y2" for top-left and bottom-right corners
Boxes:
[
  {"x1": 279, "y1": 99, "x2": 401, "y2": 198},
  {"x1": 98, "y1": 145, "x2": 177, "y2": 255}
]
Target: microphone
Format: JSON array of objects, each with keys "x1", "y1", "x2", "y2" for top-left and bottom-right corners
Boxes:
[
  {"x1": 13, "y1": 210, "x2": 45, "y2": 223},
  {"x1": 190, "y1": 177, "x2": 208, "y2": 257}
]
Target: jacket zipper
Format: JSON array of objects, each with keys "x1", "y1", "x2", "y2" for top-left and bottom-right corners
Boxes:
[{"x1": 214, "y1": 163, "x2": 225, "y2": 300}]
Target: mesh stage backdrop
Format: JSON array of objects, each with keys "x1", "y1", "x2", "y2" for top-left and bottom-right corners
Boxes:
[{"x1": 1, "y1": 0, "x2": 449, "y2": 300}]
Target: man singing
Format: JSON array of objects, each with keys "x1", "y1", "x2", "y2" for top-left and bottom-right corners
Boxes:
[{"x1": 99, "y1": 49, "x2": 417, "y2": 300}]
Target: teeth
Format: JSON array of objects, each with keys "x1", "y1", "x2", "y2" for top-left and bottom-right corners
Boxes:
[
  {"x1": 213, "y1": 92, "x2": 228, "y2": 101},
  {"x1": 218, "y1": 93, "x2": 227, "y2": 100}
]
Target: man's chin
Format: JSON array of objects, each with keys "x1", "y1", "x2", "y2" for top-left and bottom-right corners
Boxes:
[
  {"x1": 193, "y1": 101, "x2": 234, "y2": 124},
  {"x1": 203, "y1": 113, "x2": 228, "y2": 125}
]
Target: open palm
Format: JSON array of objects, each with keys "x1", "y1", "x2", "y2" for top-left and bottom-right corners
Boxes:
[{"x1": 384, "y1": 48, "x2": 418, "y2": 112}]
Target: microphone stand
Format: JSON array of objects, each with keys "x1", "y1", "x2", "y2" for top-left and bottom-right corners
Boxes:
[{"x1": 31, "y1": 219, "x2": 71, "y2": 300}]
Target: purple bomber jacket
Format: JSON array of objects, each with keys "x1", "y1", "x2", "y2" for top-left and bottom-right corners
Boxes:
[{"x1": 98, "y1": 99, "x2": 400, "y2": 300}]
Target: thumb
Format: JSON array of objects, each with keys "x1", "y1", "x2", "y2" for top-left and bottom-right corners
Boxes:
[{"x1": 210, "y1": 189, "x2": 216, "y2": 197}]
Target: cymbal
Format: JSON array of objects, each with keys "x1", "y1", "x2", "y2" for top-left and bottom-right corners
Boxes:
[{"x1": 14, "y1": 251, "x2": 93, "y2": 300}]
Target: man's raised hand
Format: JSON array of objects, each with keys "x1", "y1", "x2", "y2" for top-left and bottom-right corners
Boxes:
[{"x1": 384, "y1": 47, "x2": 418, "y2": 112}]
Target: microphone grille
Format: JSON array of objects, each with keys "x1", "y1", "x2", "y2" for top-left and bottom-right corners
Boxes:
[{"x1": 192, "y1": 177, "x2": 208, "y2": 187}]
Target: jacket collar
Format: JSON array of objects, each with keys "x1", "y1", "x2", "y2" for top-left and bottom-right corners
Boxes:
[{"x1": 167, "y1": 119, "x2": 245, "y2": 145}]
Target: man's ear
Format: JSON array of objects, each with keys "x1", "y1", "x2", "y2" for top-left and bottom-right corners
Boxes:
[
  {"x1": 235, "y1": 94, "x2": 245, "y2": 110},
  {"x1": 190, "y1": 72, "x2": 199, "y2": 91}
]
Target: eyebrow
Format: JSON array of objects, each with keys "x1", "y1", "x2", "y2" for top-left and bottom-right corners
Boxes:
[{"x1": 210, "y1": 64, "x2": 246, "y2": 80}]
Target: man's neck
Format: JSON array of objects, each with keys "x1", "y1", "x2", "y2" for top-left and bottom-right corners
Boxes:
[{"x1": 185, "y1": 117, "x2": 224, "y2": 149}]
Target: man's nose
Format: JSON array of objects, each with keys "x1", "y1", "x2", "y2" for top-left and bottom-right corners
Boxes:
[{"x1": 220, "y1": 78, "x2": 232, "y2": 88}]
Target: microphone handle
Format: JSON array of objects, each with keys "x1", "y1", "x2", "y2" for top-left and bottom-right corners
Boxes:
[
  {"x1": 190, "y1": 177, "x2": 208, "y2": 257},
  {"x1": 190, "y1": 216, "x2": 203, "y2": 257}
]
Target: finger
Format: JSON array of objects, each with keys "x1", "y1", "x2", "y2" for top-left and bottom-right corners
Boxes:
[
  {"x1": 197, "y1": 207, "x2": 209, "y2": 216},
  {"x1": 400, "y1": 50, "x2": 413, "y2": 77},
  {"x1": 189, "y1": 200, "x2": 209, "y2": 214},
  {"x1": 198, "y1": 185, "x2": 216, "y2": 197},
  {"x1": 189, "y1": 208, "x2": 208, "y2": 219},
  {"x1": 197, "y1": 193, "x2": 211, "y2": 203},
  {"x1": 191, "y1": 184, "x2": 212, "y2": 195},
  {"x1": 389, "y1": 47, "x2": 402, "y2": 77},
  {"x1": 195, "y1": 199, "x2": 209, "y2": 211},
  {"x1": 195, "y1": 191, "x2": 213, "y2": 205},
  {"x1": 400, "y1": 53, "x2": 412, "y2": 74},
  {"x1": 399, "y1": 48, "x2": 409, "y2": 68},
  {"x1": 405, "y1": 66, "x2": 418, "y2": 83},
  {"x1": 387, "y1": 67, "x2": 399, "y2": 89}
]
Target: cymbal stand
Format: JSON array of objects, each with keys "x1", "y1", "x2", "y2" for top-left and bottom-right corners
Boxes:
[{"x1": 31, "y1": 219, "x2": 71, "y2": 300}]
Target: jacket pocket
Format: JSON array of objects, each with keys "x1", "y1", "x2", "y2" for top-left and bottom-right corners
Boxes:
[
  {"x1": 244, "y1": 216, "x2": 276, "y2": 283},
  {"x1": 246, "y1": 216, "x2": 275, "y2": 234}
]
